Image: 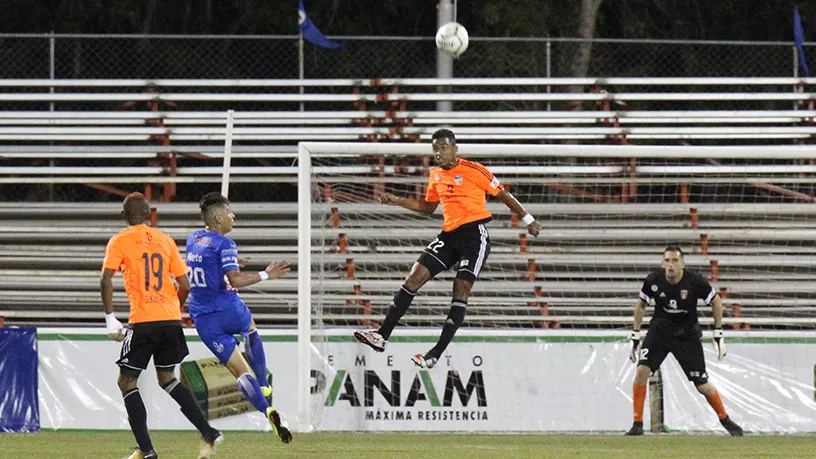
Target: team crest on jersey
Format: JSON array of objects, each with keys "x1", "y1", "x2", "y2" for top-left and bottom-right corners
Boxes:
[
  {"x1": 454, "y1": 175, "x2": 463, "y2": 185},
  {"x1": 680, "y1": 290, "x2": 688, "y2": 300}
]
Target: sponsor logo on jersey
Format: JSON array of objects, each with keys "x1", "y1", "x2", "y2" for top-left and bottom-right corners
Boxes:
[
  {"x1": 454, "y1": 175, "x2": 463, "y2": 185},
  {"x1": 680, "y1": 289, "x2": 688, "y2": 300},
  {"x1": 669, "y1": 299, "x2": 678, "y2": 309}
]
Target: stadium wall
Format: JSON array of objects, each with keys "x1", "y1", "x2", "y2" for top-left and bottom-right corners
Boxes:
[{"x1": 35, "y1": 329, "x2": 816, "y2": 433}]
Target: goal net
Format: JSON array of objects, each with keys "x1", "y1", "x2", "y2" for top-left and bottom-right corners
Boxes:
[{"x1": 296, "y1": 142, "x2": 816, "y2": 433}]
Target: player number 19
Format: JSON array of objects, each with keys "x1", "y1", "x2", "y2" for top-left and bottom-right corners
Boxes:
[{"x1": 141, "y1": 252, "x2": 163, "y2": 292}]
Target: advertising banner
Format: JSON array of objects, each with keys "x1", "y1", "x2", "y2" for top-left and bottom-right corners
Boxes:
[{"x1": 36, "y1": 329, "x2": 816, "y2": 433}]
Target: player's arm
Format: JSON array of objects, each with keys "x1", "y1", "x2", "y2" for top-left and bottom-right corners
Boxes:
[
  {"x1": 496, "y1": 189, "x2": 541, "y2": 237},
  {"x1": 225, "y1": 260, "x2": 291, "y2": 289},
  {"x1": 710, "y1": 292, "x2": 727, "y2": 360},
  {"x1": 632, "y1": 297, "x2": 647, "y2": 331},
  {"x1": 627, "y1": 297, "x2": 648, "y2": 363},
  {"x1": 711, "y1": 293, "x2": 724, "y2": 329},
  {"x1": 168, "y1": 240, "x2": 191, "y2": 306},
  {"x1": 99, "y1": 268, "x2": 125, "y2": 341},
  {"x1": 175, "y1": 274, "x2": 190, "y2": 306},
  {"x1": 100, "y1": 268, "x2": 116, "y2": 316},
  {"x1": 378, "y1": 192, "x2": 438, "y2": 214},
  {"x1": 100, "y1": 238, "x2": 125, "y2": 341}
]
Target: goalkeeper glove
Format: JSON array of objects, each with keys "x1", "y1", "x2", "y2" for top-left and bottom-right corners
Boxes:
[
  {"x1": 628, "y1": 330, "x2": 641, "y2": 364},
  {"x1": 713, "y1": 328, "x2": 727, "y2": 361},
  {"x1": 105, "y1": 312, "x2": 125, "y2": 341}
]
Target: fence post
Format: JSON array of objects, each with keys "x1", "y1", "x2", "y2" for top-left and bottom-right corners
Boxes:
[
  {"x1": 546, "y1": 36, "x2": 552, "y2": 111},
  {"x1": 48, "y1": 31, "x2": 56, "y2": 201}
]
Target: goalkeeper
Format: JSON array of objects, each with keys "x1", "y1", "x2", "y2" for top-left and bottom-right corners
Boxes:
[
  {"x1": 625, "y1": 246, "x2": 743, "y2": 436},
  {"x1": 354, "y1": 129, "x2": 541, "y2": 368}
]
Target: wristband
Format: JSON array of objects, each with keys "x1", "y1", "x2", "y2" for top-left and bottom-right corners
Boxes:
[
  {"x1": 258, "y1": 271, "x2": 270, "y2": 281},
  {"x1": 522, "y1": 213, "x2": 536, "y2": 226}
]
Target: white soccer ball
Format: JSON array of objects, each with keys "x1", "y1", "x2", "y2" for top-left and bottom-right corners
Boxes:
[{"x1": 435, "y1": 22, "x2": 469, "y2": 58}]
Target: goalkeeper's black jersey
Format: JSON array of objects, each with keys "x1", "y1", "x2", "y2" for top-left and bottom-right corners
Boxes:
[{"x1": 639, "y1": 269, "x2": 716, "y2": 338}]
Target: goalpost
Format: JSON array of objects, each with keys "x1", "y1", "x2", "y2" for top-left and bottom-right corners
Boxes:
[{"x1": 296, "y1": 142, "x2": 816, "y2": 433}]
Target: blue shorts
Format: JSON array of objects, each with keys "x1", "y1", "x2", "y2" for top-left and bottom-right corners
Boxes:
[{"x1": 194, "y1": 304, "x2": 253, "y2": 364}]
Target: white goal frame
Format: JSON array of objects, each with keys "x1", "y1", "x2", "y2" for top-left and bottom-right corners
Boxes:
[{"x1": 295, "y1": 141, "x2": 816, "y2": 432}]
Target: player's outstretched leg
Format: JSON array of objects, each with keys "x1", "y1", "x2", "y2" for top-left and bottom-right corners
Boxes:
[
  {"x1": 697, "y1": 383, "x2": 743, "y2": 436},
  {"x1": 246, "y1": 328, "x2": 273, "y2": 400},
  {"x1": 355, "y1": 285, "x2": 417, "y2": 352},
  {"x1": 157, "y1": 371, "x2": 222, "y2": 457}
]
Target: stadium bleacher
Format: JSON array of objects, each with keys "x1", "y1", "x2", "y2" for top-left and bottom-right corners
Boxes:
[{"x1": 3, "y1": 78, "x2": 816, "y2": 330}]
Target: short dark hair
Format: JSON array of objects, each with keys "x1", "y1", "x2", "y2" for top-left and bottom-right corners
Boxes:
[
  {"x1": 199, "y1": 192, "x2": 230, "y2": 223},
  {"x1": 431, "y1": 128, "x2": 456, "y2": 143},
  {"x1": 200, "y1": 192, "x2": 229, "y2": 212},
  {"x1": 663, "y1": 245, "x2": 684, "y2": 257}
]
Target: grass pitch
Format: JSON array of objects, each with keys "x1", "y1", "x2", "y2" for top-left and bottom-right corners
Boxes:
[{"x1": 0, "y1": 431, "x2": 814, "y2": 458}]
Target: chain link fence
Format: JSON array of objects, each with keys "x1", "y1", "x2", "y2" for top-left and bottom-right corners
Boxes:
[
  {"x1": 1, "y1": 34, "x2": 813, "y2": 203},
  {"x1": 0, "y1": 34, "x2": 809, "y2": 80}
]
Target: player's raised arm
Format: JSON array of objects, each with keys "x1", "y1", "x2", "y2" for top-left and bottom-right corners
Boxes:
[
  {"x1": 225, "y1": 260, "x2": 291, "y2": 289},
  {"x1": 496, "y1": 189, "x2": 541, "y2": 237},
  {"x1": 378, "y1": 192, "x2": 439, "y2": 214}
]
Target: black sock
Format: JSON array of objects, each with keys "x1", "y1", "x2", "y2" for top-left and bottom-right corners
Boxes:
[
  {"x1": 162, "y1": 378, "x2": 216, "y2": 438},
  {"x1": 428, "y1": 300, "x2": 467, "y2": 359},
  {"x1": 123, "y1": 388, "x2": 153, "y2": 453},
  {"x1": 377, "y1": 285, "x2": 416, "y2": 340}
]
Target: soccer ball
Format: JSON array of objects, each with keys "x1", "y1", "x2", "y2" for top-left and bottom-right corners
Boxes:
[{"x1": 435, "y1": 22, "x2": 469, "y2": 58}]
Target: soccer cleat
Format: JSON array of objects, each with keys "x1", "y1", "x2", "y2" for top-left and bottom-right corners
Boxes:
[
  {"x1": 122, "y1": 449, "x2": 158, "y2": 459},
  {"x1": 261, "y1": 384, "x2": 273, "y2": 400},
  {"x1": 353, "y1": 330, "x2": 386, "y2": 352},
  {"x1": 720, "y1": 416, "x2": 744, "y2": 436},
  {"x1": 411, "y1": 353, "x2": 438, "y2": 369},
  {"x1": 266, "y1": 407, "x2": 293, "y2": 444},
  {"x1": 625, "y1": 421, "x2": 644, "y2": 436},
  {"x1": 199, "y1": 429, "x2": 223, "y2": 458}
]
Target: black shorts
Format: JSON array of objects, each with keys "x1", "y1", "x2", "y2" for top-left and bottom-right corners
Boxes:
[
  {"x1": 117, "y1": 321, "x2": 189, "y2": 375},
  {"x1": 417, "y1": 218, "x2": 491, "y2": 283},
  {"x1": 638, "y1": 329, "x2": 708, "y2": 385}
]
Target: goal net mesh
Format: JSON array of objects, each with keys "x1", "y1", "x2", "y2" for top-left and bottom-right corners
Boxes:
[{"x1": 302, "y1": 143, "x2": 816, "y2": 432}]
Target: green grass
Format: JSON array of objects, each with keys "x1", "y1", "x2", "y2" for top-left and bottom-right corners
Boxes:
[{"x1": 1, "y1": 431, "x2": 815, "y2": 458}]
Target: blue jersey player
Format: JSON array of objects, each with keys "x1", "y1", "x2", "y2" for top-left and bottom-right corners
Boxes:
[{"x1": 186, "y1": 192, "x2": 292, "y2": 443}]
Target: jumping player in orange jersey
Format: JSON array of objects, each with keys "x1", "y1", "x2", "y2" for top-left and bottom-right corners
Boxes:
[
  {"x1": 101, "y1": 192, "x2": 222, "y2": 459},
  {"x1": 355, "y1": 129, "x2": 542, "y2": 367}
]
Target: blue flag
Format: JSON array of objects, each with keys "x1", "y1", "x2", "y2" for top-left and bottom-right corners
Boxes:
[
  {"x1": 794, "y1": 7, "x2": 810, "y2": 77},
  {"x1": 298, "y1": 0, "x2": 344, "y2": 49}
]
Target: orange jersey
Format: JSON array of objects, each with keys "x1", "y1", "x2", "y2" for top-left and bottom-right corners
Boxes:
[
  {"x1": 102, "y1": 223, "x2": 188, "y2": 324},
  {"x1": 426, "y1": 158, "x2": 504, "y2": 232}
]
